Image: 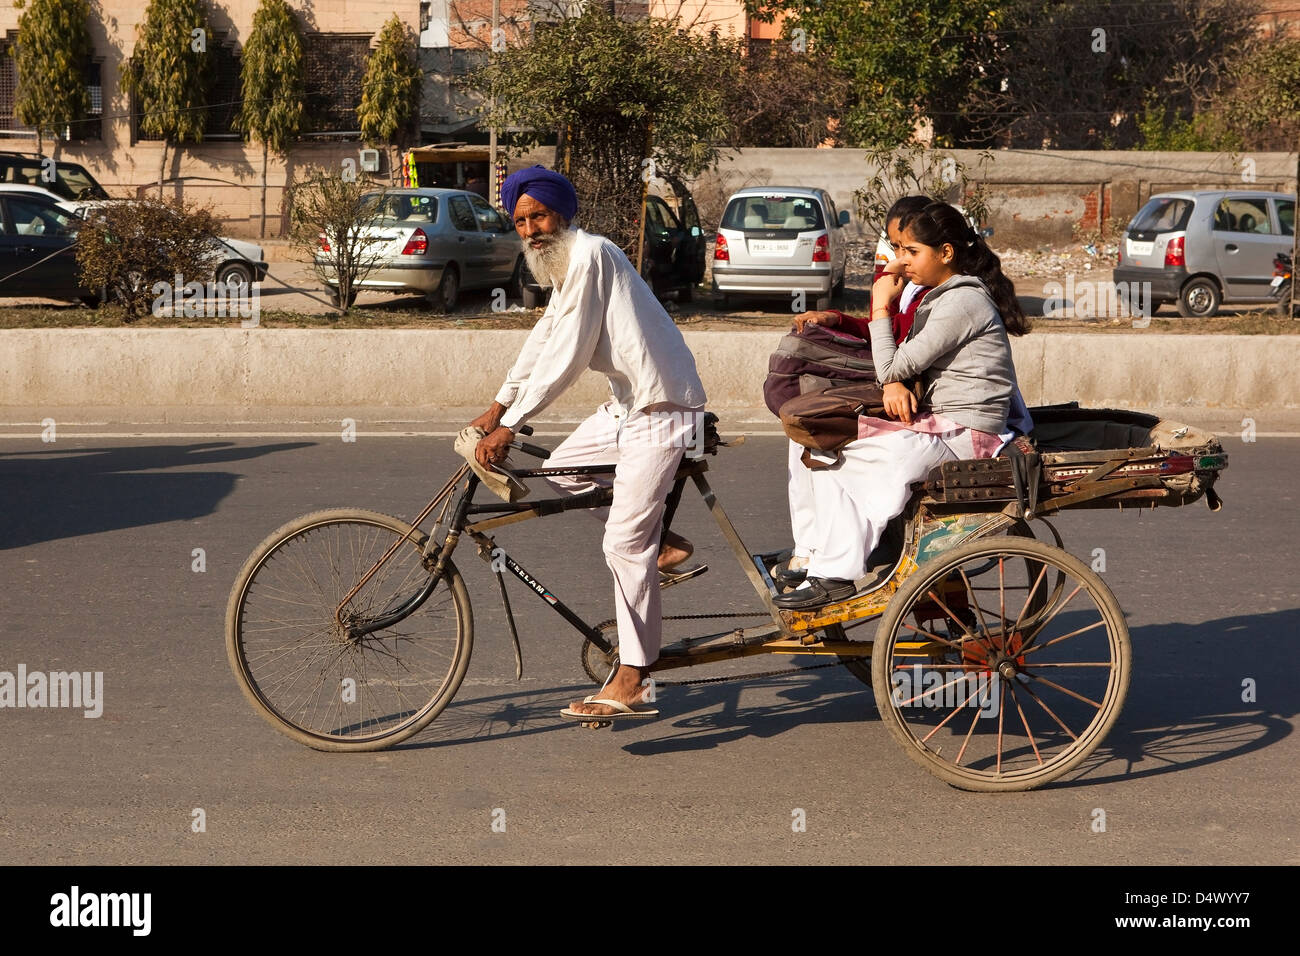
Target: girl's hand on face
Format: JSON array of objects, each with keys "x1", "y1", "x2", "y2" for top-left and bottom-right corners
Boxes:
[
  {"x1": 881, "y1": 381, "x2": 917, "y2": 424},
  {"x1": 792, "y1": 310, "x2": 839, "y2": 334},
  {"x1": 872, "y1": 261, "x2": 906, "y2": 319}
]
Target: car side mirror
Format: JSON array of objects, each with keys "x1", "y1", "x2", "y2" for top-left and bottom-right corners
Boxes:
[{"x1": 838, "y1": 210, "x2": 850, "y2": 226}]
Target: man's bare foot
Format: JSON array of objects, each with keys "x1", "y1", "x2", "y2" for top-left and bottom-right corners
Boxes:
[
  {"x1": 658, "y1": 530, "x2": 694, "y2": 571},
  {"x1": 568, "y1": 664, "x2": 653, "y2": 717}
]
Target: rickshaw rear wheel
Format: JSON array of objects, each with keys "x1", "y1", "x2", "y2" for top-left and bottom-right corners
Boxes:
[
  {"x1": 837, "y1": 520, "x2": 1040, "y2": 686},
  {"x1": 870, "y1": 537, "x2": 1130, "y2": 792}
]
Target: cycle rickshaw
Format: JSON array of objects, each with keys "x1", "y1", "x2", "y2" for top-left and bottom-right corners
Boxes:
[{"x1": 225, "y1": 405, "x2": 1227, "y2": 791}]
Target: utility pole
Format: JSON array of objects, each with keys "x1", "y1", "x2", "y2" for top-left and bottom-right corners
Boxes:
[{"x1": 489, "y1": 0, "x2": 501, "y2": 208}]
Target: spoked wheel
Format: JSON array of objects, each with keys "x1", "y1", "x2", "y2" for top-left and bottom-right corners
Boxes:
[
  {"x1": 870, "y1": 537, "x2": 1130, "y2": 792},
  {"x1": 838, "y1": 521, "x2": 1044, "y2": 687},
  {"x1": 225, "y1": 509, "x2": 473, "y2": 752}
]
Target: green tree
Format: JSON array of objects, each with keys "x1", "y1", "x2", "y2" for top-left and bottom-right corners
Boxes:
[
  {"x1": 12, "y1": 0, "x2": 94, "y2": 160},
  {"x1": 234, "y1": 0, "x2": 304, "y2": 238},
  {"x1": 1219, "y1": 35, "x2": 1300, "y2": 150},
  {"x1": 125, "y1": 0, "x2": 212, "y2": 197},
  {"x1": 468, "y1": 8, "x2": 735, "y2": 253},
  {"x1": 978, "y1": 0, "x2": 1259, "y2": 149},
  {"x1": 357, "y1": 16, "x2": 421, "y2": 183},
  {"x1": 744, "y1": 0, "x2": 1002, "y2": 148}
]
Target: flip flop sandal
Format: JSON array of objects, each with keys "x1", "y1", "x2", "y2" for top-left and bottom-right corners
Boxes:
[
  {"x1": 658, "y1": 564, "x2": 708, "y2": 589},
  {"x1": 560, "y1": 695, "x2": 660, "y2": 729}
]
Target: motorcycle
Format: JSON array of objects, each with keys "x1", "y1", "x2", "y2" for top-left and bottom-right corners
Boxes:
[{"x1": 1270, "y1": 252, "x2": 1295, "y2": 317}]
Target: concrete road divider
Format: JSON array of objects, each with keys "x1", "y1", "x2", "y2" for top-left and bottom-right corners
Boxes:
[{"x1": 1, "y1": 328, "x2": 1297, "y2": 425}]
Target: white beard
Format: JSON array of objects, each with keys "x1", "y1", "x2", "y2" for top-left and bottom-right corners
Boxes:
[{"x1": 522, "y1": 227, "x2": 576, "y2": 290}]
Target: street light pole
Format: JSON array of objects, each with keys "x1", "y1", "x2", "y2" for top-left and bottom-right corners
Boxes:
[{"x1": 489, "y1": 0, "x2": 500, "y2": 208}]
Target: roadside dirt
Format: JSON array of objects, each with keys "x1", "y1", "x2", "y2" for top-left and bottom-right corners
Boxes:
[{"x1": 2, "y1": 239, "x2": 1293, "y2": 333}]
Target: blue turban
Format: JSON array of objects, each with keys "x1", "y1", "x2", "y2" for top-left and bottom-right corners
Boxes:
[{"x1": 501, "y1": 165, "x2": 578, "y2": 221}]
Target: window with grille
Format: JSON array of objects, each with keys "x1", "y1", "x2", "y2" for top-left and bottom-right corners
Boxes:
[
  {"x1": 302, "y1": 33, "x2": 371, "y2": 136},
  {"x1": 2, "y1": 32, "x2": 102, "y2": 141},
  {"x1": 206, "y1": 36, "x2": 241, "y2": 138},
  {"x1": 132, "y1": 35, "x2": 239, "y2": 141},
  {"x1": 1, "y1": 32, "x2": 30, "y2": 136}
]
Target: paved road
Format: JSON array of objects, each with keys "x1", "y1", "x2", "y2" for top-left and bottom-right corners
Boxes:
[{"x1": 0, "y1": 431, "x2": 1295, "y2": 865}]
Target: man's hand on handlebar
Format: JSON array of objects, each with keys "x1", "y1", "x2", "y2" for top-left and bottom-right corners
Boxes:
[{"x1": 475, "y1": 425, "x2": 515, "y2": 468}]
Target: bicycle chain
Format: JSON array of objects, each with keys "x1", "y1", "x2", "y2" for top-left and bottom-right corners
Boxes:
[{"x1": 590, "y1": 615, "x2": 857, "y2": 687}]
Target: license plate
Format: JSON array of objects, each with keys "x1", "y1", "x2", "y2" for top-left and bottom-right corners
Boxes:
[
  {"x1": 1127, "y1": 239, "x2": 1154, "y2": 257},
  {"x1": 749, "y1": 240, "x2": 792, "y2": 255},
  {"x1": 1271, "y1": 275, "x2": 1285, "y2": 288}
]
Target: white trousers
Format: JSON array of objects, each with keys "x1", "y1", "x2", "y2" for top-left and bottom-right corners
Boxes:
[
  {"x1": 798, "y1": 429, "x2": 981, "y2": 582},
  {"x1": 542, "y1": 401, "x2": 702, "y2": 667}
]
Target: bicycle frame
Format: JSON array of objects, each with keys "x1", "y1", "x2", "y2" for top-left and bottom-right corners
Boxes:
[
  {"x1": 455, "y1": 455, "x2": 786, "y2": 658},
  {"x1": 332, "y1": 443, "x2": 1024, "y2": 675}
]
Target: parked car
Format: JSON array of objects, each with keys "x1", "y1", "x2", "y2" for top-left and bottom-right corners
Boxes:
[
  {"x1": 1114, "y1": 189, "x2": 1296, "y2": 317},
  {"x1": 68, "y1": 199, "x2": 268, "y2": 286},
  {"x1": 0, "y1": 193, "x2": 97, "y2": 304},
  {"x1": 0, "y1": 151, "x2": 109, "y2": 201},
  {"x1": 519, "y1": 192, "x2": 707, "y2": 309},
  {"x1": 711, "y1": 186, "x2": 850, "y2": 311},
  {"x1": 316, "y1": 188, "x2": 524, "y2": 310}
]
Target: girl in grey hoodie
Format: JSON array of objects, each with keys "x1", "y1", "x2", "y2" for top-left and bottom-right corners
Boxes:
[{"x1": 776, "y1": 201, "x2": 1031, "y2": 610}]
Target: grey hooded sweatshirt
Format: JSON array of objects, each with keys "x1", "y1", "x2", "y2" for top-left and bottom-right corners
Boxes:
[{"x1": 868, "y1": 274, "x2": 1018, "y2": 435}]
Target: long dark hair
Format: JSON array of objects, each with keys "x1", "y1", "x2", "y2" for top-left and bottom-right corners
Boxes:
[
  {"x1": 886, "y1": 195, "x2": 931, "y2": 230},
  {"x1": 897, "y1": 201, "x2": 1030, "y2": 335}
]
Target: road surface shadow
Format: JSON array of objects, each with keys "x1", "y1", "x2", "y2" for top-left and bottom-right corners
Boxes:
[
  {"x1": 0, "y1": 440, "x2": 313, "y2": 549},
  {"x1": 400, "y1": 608, "x2": 1296, "y2": 792}
]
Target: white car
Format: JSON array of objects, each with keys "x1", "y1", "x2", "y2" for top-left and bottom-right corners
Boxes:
[
  {"x1": 711, "y1": 186, "x2": 850, "y2": 311},
  {"x1": 68, "y1": 199, "x2": 268, "y2": 286}
]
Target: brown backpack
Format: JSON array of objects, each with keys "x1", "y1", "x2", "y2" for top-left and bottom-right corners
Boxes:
[{"x1": 779, "y1": 381, "x2": 924, "y2": 459}]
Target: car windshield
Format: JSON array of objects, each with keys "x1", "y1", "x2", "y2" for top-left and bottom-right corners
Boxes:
[
  {"x1": 7, "y1": 197, "x2": 79, "y2": 237},
  {"x1": 1131, "y1": 197, "x2": 1192, "y2": 233},
  {"x1": 366, "y1": 193, "x2": 438, "y2": 225},
  {"x1": 0, "y1": 159, "x2": 106, "y2": 199},
  {"x1": 722, "y1": 194, "x2": 825, "y2": 232}
]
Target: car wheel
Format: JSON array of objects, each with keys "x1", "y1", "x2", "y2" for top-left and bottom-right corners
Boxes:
[
  {"x1": 714, "y1": 292, "x2": 731, "y2": 311},
  {"x1": 1177, "y1": 277, "x2": 1221, "y2": 318},
  {"x1": 428, "y1": 265, "x2": 459, "y2": 313},
  {"x1": 832, "y1": 272, "x2": 845, "y2": 298},
  {"x1": 216, "y1": 262, "x2": 254, "y2": 287},
  {"x1": 521, "y1": 285, "x2": 546, "y2": 309},
  {"x1": 506, "y1": 257, "x2": 525, "y2": 299}
]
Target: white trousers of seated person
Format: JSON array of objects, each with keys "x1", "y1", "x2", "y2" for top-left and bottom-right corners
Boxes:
[
  {"x1": 541, "y1": 400, "x2": 702, "y2": 668},
  {"x1": 802, "y1": 428, "x2": 983, "y2": 583},
  {"x1": 788, "y1": 440, "x2": 818, "y2": 564}
]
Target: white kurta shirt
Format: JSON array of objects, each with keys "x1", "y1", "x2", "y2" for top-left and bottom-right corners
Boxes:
[{"x1": 494, "y1": 228, "x2": 706, "y2": 430}]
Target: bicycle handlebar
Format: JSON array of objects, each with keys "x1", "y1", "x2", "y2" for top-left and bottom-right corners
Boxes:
[{"x1": 510, "y1": 440, "x2": 551, "y2": 460}]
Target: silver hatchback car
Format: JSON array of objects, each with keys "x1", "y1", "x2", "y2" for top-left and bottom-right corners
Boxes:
[
  {"x1": 711, "y1": 186, "x2": 850, "y2": 311},
  {"x1": 1113, "y1": 189, "x2": 1295, "y2": 317},
  {"x1": 316, "y1": 188, "x2": 524, "y2": 310}
]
